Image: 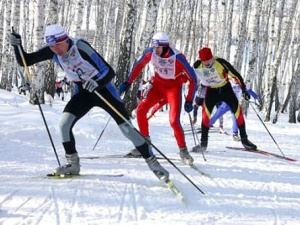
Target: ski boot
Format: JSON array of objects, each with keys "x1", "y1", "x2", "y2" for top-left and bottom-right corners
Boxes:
[
  {"x1": 190, "y1": 145, "x2": 201, "y2": 153},
  {"x1": 199, "y1": 141, "x2": 208, "y2": 152},
  {"x1": 125, "y1": 136, "x2": 152, "y2": 158},
  {"x1": 54, "y1": 153, "x2": 80, "y2": 175},
  {"x1": 232, "y1": 133, "x2": 240, "y2": 141},
  {"x1": 241, "y1": 138, "x2": 257, "y2": 150},
  {"x1": 146, "y1": 155, "x2": 169, "y2": 182},
  {"x1": 179, "y1": 147, "x2": 194, "y2": 165},
  {"x1": 125, "y1": 148, "x2": 142, "y2": 158}
]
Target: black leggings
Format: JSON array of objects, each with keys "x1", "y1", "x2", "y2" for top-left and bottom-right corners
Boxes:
[
  {"x1": 61, "y1": 87, "x2": 151, "y2": 158},
  {"x1": 64, "y1": 88, "x2": 129, "y2": 124},
  {"x1": 201, "y1": 82, "x2": 247, "y2": 143}
]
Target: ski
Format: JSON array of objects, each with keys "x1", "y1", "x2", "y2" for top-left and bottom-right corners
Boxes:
[
  {"x1": 81, "y1": 154, "x2": 180, "y2": 161},
  {"x1": 46, "y1": 173, "x2": 124, "y2": 179},
  {"x1": 164, "y1": 179, "x2": 185, "y2": 201},
  {"x1": 189, "y1": 164, "x2": 213, "y2": 179},
  {"x1": 226, "y1": 146, "x2": 297, "y2": 162},
  {"x1": 184, "y1": 126, "x2": 219, "y2": 132},
  {"x1": 184, "y1": 128, "x2": 222, "y2": 135}
]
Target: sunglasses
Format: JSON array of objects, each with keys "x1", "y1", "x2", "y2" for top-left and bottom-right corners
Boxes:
[
  {"x1": 46, "y1": 35, "x2": 68, "y2": 47},
  {"x1": 152, "y1": 40, "x2": 169, "y2": 48}
]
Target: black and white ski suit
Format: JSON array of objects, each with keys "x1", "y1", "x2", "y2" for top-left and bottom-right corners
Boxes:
[{"x1": 13, "y1": 38, "x2": 153, "y2": 158}]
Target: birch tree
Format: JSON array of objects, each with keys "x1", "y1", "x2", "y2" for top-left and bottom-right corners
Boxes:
[
  {"x1": 93, "y1": 0, "x2": 104, "y2": 54},
  {"x1": 245, "y1": 0, "x2": 261, "y2": 83},
  {"x1": 85, "y1": 0, "x2": 93, "y2": 34},
  {"x1": 10, "y1": 0, "x2": 21, "y2": 88},
  {"x1": 73, "y1": 0, "x2": 84, "y2": 36},
  {"x1": 288, "y1": 58, "x2": 300, "y2": 123},
  {"x1": 182, "y1": 0, "x2": 196, "y2": 59},
  {"x1": 224, "y1": 0, "x2": 234, "y2": 59},
  {"x1": 233, "y1": 0, "x2": 250, "y2": 72},
  {"x1": 115, "y1": 0, "x2": 136, "y2": 84},
  {"x1": 30, "y1": 0, "x2": 46, "y2": 104},
  {"x1": 264, "y1": 0, "x2": 298, "y2": 121},
  {"x1": 0, "y1": 0, "x2": 12, "y2": 90},
  {"x1": 112, "y1": 0, "x2": 126, "y2": 69},
  {"x1": 0, "y1": 0, "x2": 5, "y2": 69},
  {"x1": 104, "y1": 0, "x2": 117, "y2": 64},
  {"x1": 44, "y1": 0, "x2": 59, "y2": 98}
]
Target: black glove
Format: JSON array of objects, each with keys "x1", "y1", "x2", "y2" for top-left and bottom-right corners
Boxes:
[
  {"x1": 10, "y1": 32, "x2": 22, "y2": 46},
  {"x1": 184, "y1": 101, "x2": 193, "y2": 113},
  {"x1": 242, "y1": 89, "x2": 250, "y2": 101},
  {"x1": 119, "y1": 81, "x2": 130, "y2": 95},
  {"x1": 195, "y1": 96, "x2": 204, "y2": 106}
]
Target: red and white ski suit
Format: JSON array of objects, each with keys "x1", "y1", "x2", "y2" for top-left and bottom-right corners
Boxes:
[{"x1": 128, "y1": 47, "x2": 197, "y2": 148}]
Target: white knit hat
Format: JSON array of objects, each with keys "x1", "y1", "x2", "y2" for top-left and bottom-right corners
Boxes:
[
  {"x1": 44, "y1": 24, "x2": 68, "y2": 46},
  {"x1": 151, "y1": 32, "x2": 169, "y2": 47}
]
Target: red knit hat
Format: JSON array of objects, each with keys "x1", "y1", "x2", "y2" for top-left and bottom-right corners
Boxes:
[{"x1": 198, "y1": 47, "x2": 213, "y2": 61}]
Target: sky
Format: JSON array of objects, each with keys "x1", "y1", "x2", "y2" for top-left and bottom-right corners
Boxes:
[{"x1": 0, "y1": 89, "x2": 300, "y2": 225}]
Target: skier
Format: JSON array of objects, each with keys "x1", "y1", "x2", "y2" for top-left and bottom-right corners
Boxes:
[
  {"x1": 119, "y1": 32, "x2": 198, "y2": 165},
  {"x1": 193, "y1": 47, "x2": 257, "y2": 151},
  {"x1": 10, "y1": 24, "x2": 169, "y2": 181},
  {"x1": 210, "y1": 78, "x2": 260, "y2": 141}
]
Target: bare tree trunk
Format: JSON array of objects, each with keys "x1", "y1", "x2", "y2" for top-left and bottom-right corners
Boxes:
[
  {"x1": 10, "y1": 0, "x2": 21, "y2": 89},
  {"x1": 212, "y1": 0, "x2": 219, "y2": 55},
  {"x1": 233, "y1": 0, "x2": 250, "y2": 72},
  {"x1": 115, "y1": 0, "x2": 137, "y2": 87},
  {"x1": 189, "y1": 0, "x2": 199, "y2": 62},
  {"x1": 112, "y1": 0, "x2": 125, "y2": 69},
  {"x1": 93, "y1": 0, "x2": 104, "y2": 54},
  {"x1": 104, "y1": 0, "x2": 116, "y2": 63},
  {"x1": 263, "y1": 0, "x2": 277, "y2": 121},
  {"x1": 224, "y1": 0, "x2": 234, "y2": 59},
  {"x1": 183, "y1": 0, "x2": 196, "y2": 60},
  {"x1": 0, "y1": 0, "x2": 13, "y2": 90},
  {"x1": 288, "y1": 49, "x2": 300, "y2": 123},
  {"x1": 205, "y1": 0, "x2": 212, "y2": 46},
  {"x1": 85, "y1": 0, "x2": 92, "y2": 33},
  {"x1": 245, "y1": 0, "x2": 261, "y2": 83},
  {"x1": 73, "y1": 0, "x2": 84, "y2": 35},
  {"x1": 265, "y1": 0, "x2": 298, "y2": 121},
  {"x1": 44, "y1": 0, "x2": 59, "y2": 98},
  {"x1": 0, "y1": 1, "x2": 5, "y2": 69},
  {"x1": 29, "y1": 0, "x2": 46, "y2": 104}
]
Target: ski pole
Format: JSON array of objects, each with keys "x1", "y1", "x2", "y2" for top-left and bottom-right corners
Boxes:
[
  {"x1": 91, "y1": 90, "x2": 128, "y2": 151},
  {"x1": 187, "y1": 112, "x2": 207, "y2": 161},
  {"x1": 188, "y1": 113, "x2": 198, "y2": 146},
  {"x1": 35, "y1": 96, "x2": 61, "y2": 166},
  {"x1": 91, "y1": 117, "x2": 111, "y2": 151},
  {"x1": 13, "y1": 27, "x2": 61, "y2": 166},
  {"x1": 93, "y1": 90, "x2": 205, "y2": 195},
  {"x1": 249, "y1": 102, "x2": 286, "y2": 157}
]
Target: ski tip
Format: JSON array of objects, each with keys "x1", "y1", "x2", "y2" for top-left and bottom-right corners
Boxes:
[{"x1": 164, "y1": 179, "x2": 185, "y2": 202}]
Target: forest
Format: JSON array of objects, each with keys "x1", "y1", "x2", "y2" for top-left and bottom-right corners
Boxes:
[{"x1": 0, "y1": 0, "x2": 299, "y2": 123}]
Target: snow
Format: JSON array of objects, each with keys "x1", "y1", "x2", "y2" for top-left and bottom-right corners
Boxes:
[{"x1": 0, "y1": 89, "x2": 300, "y2": 225}]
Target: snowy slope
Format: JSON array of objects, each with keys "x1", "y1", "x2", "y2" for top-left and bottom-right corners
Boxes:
[{"x1": 0, "y1": 89, "x2": 300, "y2": 225}]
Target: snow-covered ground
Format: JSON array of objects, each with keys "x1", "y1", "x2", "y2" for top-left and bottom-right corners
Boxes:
[{"x1": 0, "y1": 89, "x2": 300, "y2": 225}]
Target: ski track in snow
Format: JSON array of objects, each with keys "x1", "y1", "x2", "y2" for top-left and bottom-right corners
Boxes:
[{"x1": 1, "y1": 90, "x2": 300, "y2": 225}]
